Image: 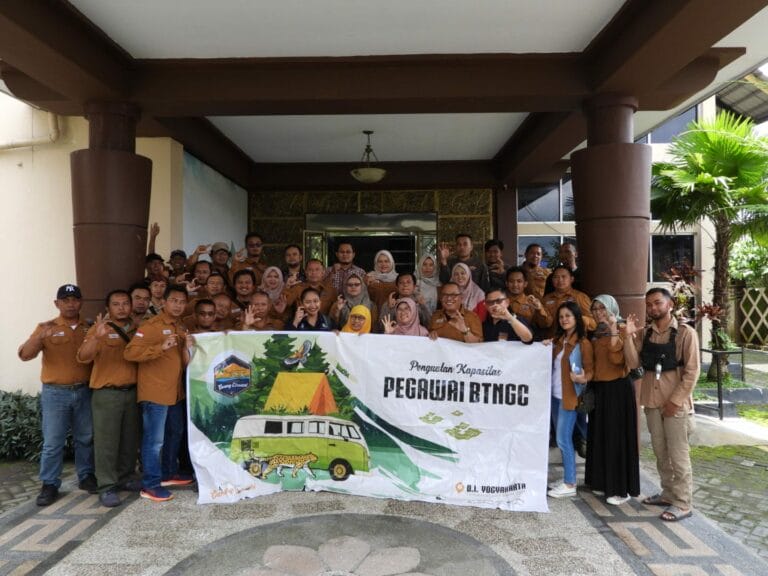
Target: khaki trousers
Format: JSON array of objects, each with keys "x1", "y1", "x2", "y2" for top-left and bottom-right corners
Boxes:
[{"x1": 644, "y1": 407, "x2": 695, "y2": 510}]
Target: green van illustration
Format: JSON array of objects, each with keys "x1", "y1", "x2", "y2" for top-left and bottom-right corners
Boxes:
[{"x1": 230, "y1": 415, "x2": 370, "y2": 481}]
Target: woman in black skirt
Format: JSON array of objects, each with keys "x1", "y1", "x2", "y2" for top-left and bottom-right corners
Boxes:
[{"x1": 585, "y1": 294, "x2": 640, "y2": 505}]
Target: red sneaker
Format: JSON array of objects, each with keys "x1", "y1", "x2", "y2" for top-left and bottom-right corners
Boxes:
[
  {"x1": 161, "y1": 474, "x2": 195, "y2": 487},
  {"x1": 140, "y1": 487, "x2": 174, "y2": 502}
]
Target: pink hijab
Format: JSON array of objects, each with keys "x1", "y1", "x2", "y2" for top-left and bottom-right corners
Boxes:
[
  {"x1": 451, "y1": 262, "x2": 485, "y2": 310},
  {"x1": 393, "y1": 298, "x2": 429, "y2": 336}
]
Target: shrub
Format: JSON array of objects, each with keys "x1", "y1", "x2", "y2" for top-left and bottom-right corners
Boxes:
[{"x1": 0, "y1": 390, "x2": 44, "y2": 461}]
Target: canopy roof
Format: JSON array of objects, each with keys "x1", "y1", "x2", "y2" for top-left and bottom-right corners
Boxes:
[{"x1": 2, "y1": 0, "x2": 768, "y2": 190}]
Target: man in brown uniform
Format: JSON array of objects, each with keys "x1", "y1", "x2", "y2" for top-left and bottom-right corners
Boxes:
[
  {"x1": 239, "y1": 291, "x2": 285, "y2": 331},
  {"x1": 428, "y1": 282, "x2": 482, "y2": 342},
  {"x1": 18, "y1": 284, "x2": 96, "y2": 506},
  {"x1": 541, "y1": 266, "x2": 595, "y2": 338},
  {"x1": 124, "y1": 284, "x2": 193, "y2": 502},
  {"x1": 76, "y1": 290, "x2": 139, "y2": 507},
  {"x1": 624, "y1": 287, "x2": 700, "y2": 522},
  {"x1": 230, "y1": 232, "x2": 268, "y2": 286},
  {"x1": 522, "y1": 243, "x2": 551, "y2": 300},
  {"x1": 286, "y1": 259, "x2": 338, "y2": 315},
  {"x1": 505, "y1": 266, "x2": 552, "y2": 338}
]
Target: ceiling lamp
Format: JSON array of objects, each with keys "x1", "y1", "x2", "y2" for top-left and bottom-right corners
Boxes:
[{"x1": 350, "y1": 130, "x2": 386, "y2": 184}]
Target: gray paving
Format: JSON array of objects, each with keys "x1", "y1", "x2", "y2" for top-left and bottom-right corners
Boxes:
[{"x1": 0, "y1": 416, "x2": 767, "y2": 576}]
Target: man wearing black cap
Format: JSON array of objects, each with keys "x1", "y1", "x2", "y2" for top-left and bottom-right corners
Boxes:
[
  {"x1": 145, "y1": 253, "x2": 166, "y2": 279},
  {"x1": 18, "y1": 284, "x2": 97, "y2": 506},
  {"x1": 168, "y1": 249, "x2": 188, "y2": 283}
]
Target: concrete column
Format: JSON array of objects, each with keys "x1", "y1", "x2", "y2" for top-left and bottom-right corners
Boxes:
[
  {"x1": 70, "y1": 102, "x2": 152, "y2": 318},
  {"x1": 571, "y1": 93, "x2": 651, "y2": 320},
  {"x1": 494, "y1": 184, "x2": 518, "y2": 261}
]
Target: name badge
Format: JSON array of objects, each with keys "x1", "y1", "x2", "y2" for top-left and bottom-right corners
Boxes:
[
  {"x1": 108, "y1": 333, "x2": 120, "y2": 339},
  {"x1": 53, "y1": 331, "x2": 66, "y2": 337},
  {"x1": 162, "y1": 329, "x2": 173, "y2": 335}
]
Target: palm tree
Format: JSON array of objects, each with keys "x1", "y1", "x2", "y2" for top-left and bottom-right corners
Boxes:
[{"x1": 652, "y1": 110, "x2": 768, "y2": 377}]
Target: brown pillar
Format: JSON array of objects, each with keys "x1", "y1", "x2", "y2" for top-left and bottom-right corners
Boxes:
[
  {"x1": 494, "y1": 184, "x2": 518, "y2": 261},
  {"x1": 71, "y1": 102, "x2": 152, "y2": 319},
  {"x1": 571, "y1": 93, "x2": 651, "y2": 321}
]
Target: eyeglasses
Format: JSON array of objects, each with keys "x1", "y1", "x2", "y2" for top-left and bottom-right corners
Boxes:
[
  {"x1": 485, "y1": 298, "x2": 507, "y2": 306},
  {"x1": 442, "y1": 293, "x2": 461, "y2": 298},
  {"x1": 347, "y1": 282, "x2": 362, "y2": 287}
]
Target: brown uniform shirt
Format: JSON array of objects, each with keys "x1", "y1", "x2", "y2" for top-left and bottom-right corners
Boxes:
[
  {"x1": 237, "y1": 318, "x2": 285, "y2": 331},
  {"x1": 591, "y1": 334, "x2": 628, "y2": 382},
  {"x1": 623, "y1": 317, "x2": 700, "y2": 411},
  {"x1": 509, "y1": 293, "x2": 552, "y2": 329},
  {"x1": 367, "y1": 281, "x2": 397, "y2": 309},
  {"x1": 229, "y1": 258, "x2": 267, "y2": 286},
  {"x1": 78, "y1": 322, "x2": 137, "y2": 388},
  {"x1": 541, "y1": 288, "x2": 596, "y2": 337},
  {"x1": 124, "y1": 311, "x2": 187, "y2": 405},
  {"x1": 524, "y1": 265, "x2": 551, "y2": 299},
  {"x1": 21, "y1": 316, "x2": 91, "y2": 385},
  {"x1": 285, "y1": 281, "x2": 338, "y2": 315},
  {"x1": 429, "y1": 308, "x2": 482, "y2": 342}
]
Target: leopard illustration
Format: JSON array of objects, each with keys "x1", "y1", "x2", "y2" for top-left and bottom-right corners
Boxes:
[{"x1": 261, "y1": 453, "x2": 318, "y2": 479}]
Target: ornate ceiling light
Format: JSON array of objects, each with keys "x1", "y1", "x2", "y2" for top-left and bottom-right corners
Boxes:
[{"x1": 350, "y1": 130, "x2": 386, "y2": 184}]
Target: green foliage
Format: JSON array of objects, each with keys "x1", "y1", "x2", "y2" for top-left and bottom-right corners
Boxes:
[
  {"x1": 652, "y1": 110, "x2": 768, "y2": 351},
  {"x1": 736, "y1": 404, "x2": 768, "y2": 427},
  {"x1": 729, "y1": 236, "x2": 768, "y2": 287},
  {"x1": 0, "y1": 390, "x2": 45, "y2": 461}
]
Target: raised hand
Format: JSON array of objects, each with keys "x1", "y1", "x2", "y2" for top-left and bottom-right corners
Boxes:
[
  {"x1": 161, "y1": 334, "x2": 178, "y2": 350},
  {"x1": 624, "y1": 313, "x2": 642, "y2": 336},
  {"x1": 273, "y1": 294, "x2": 287, "y2": 314},
  {"x1": 235, "y1": 248, "x2": 247, "y2": 262},
  {"x1": 195, "y1": 244, "x2": 209, "y2": 256},
  {"x1": 150, "y1": 222, "x2": 160, "y2": 238},
  {"x1": 93, "y1": 313, "x2": 109, "y2": 339},
  {"x1": 381, "y1": 314, "x2": 396, "y2": 334},
  {"x1": 438, "y1": 242, "x2": 451, "y2": 264}
]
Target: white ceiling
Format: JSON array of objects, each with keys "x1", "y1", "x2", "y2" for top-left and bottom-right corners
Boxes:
[
  {"x1": 69, "y1": 0, "x2": 624, "y2": 58},
  {"x1": 67, "y1": 1, "x2": 768, "y2": 166}
]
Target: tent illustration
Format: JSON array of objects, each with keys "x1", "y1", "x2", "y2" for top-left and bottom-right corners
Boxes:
[{"x1": 263, "y1": 372, "x2": 338, "y2": 415}]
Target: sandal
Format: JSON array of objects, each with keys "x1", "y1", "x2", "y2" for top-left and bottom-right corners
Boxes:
[
  {"x1": 660, "y1": 505, "x2": 692, "y2": 522},
  {"x1": 642, "y1": 493, "x2": 672, "y2": 506}
]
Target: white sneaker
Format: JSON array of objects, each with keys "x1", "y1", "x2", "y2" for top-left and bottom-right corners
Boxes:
[
  {"x1": 606, "y1": 495, "x2": 630, "y2": 505},
  {"x1": 547, "y1": 483, "x2": 576, "y2": 498},
  {"x1": 592, "y1": 489, "x2": 605, "y2": 496}
]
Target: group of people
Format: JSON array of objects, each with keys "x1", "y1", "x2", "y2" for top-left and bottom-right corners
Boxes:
[
  {"x1": 545, "y1": 287, "x2": 699, "y2": 523},
  {"x1": 19, "y1": 228, "x2": 699, "y2": 522}
]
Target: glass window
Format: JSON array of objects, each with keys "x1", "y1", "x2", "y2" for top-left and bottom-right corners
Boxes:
[
  {"x1": 346, "y1": 425, "x2": 361, "y2": 439},
  {"x1": 264, "y1": 421, "x2": 282, "y2": 434},
  {"x1": 287, "y1": 421, "x2": 303, "y2": 434},
  {"x1": 328, "y1": 423, "x2": 342, "y2": 436},
  {"x1": 561, "y1": 175, "x2": 574, "y2": 222},
  {"x1": 517, "y1": 184, "x2": 560, "y2": 222},
  {"x1": 308, "y1": 421, "x2": 325, "y2": 434},
  {"x1": 650, "y1": 107, "x2": 696, "y2": 144},
  {"x1": 651, "y1": 235, "x2": 695, "y2": 282}
]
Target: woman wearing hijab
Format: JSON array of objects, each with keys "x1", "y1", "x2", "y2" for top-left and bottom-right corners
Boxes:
[
  {"x1": 450, "y1": 262, "x2": 486, "y2": 319},
  {"x1": 415, "y1": 254, "x2": 440, "y2": 315},
  {"x1": 341, "y1": 305, "x2": 372, "y2": 335},
  {"x1": 366, "y1": 250, "x2": 399, "y2": 308},
  {"x1": 585, "y1": 294, "x2": 640, "y2": 505},
  {"x1": 258, "y1": 266, "x2": 288, "y2": 319},
  {"x1": 381, "y1": 297, "x2": 429, "y2": 337},
  {"x1": 330, "y1": 272, "x2": 377, "y2": 329}
]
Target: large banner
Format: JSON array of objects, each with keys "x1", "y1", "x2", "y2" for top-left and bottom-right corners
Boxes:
[{"x1": 187, "y1": 331, "x2": 552, "y2": 511}]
